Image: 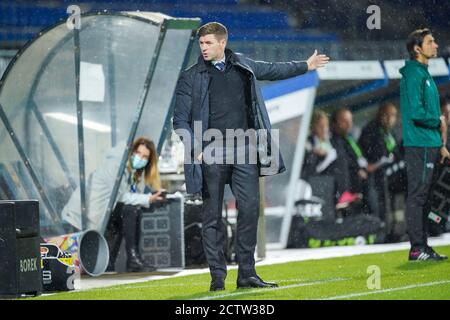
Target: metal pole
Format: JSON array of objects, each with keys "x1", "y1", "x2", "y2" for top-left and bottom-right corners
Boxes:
[
  {"x1": 107, "y1": 19, "x2": 117, "y2": 148},
  {"x1": 279, "y1": 87, "x2": 317, "y2": 249},
  {"x1": 73, "y1": 27, "x2": 87, "y2": 231},
  {"x1": 30, "y1": 101, "x2": 77, "y2": 190},
  {"x1": 157, "y1": 29, "x2": 197, "y2": 154}
]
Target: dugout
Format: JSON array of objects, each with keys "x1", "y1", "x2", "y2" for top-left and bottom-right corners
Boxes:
[{"x1": 0, "y1": 12, "x2": 200, "y2": 238}]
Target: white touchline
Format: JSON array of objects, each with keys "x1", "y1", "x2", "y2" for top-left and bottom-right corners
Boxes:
[
  {"x1": 321, "y1": 279, "x2": 450, "y2": 300},
  {"x1": 197, "y1": 277, "x2": 352, "y2": 300},
  {"x1": 95, "y1": 278, "x2": 319, "y2": 292}
]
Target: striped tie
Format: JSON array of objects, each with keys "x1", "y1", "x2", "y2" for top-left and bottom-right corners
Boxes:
[{"x1": 214, "y1": 61, "x2": 226, "y2": 72}]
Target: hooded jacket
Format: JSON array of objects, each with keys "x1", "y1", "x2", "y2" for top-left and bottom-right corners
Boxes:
[{"x1": 62, "y1": 144, "x2": 152, "y2": 231}]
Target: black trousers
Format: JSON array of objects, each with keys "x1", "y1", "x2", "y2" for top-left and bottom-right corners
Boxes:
[
  {"x1": 366, "y1": 173, "x2": 387, "y2": 222},
  {"x1": 201, "y1": 147, "x2": 260, "y2": 279},
  {"x1": 104, "y1": 203, "x2": 141, "y2": 265},
  {"x1": 404, "y1": 147, "x2": 440, "y2": 249}
]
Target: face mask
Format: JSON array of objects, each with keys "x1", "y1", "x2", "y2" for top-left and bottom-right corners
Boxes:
[{"x1": 131, "y1": 154, "x2": 148, "y2": 170}]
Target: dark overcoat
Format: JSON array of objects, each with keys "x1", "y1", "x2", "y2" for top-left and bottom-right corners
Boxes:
[{"x1": 173, "y1": 48, "x2": 308, "y2": 193}]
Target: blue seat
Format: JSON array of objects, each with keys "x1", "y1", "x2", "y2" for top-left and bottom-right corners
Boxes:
[
  {"x1": 0, "y1": 1, "x2": 337, "y2": 46},
  {"x1": 168, "y1": 10, "x2": 290, "y2": 30}
]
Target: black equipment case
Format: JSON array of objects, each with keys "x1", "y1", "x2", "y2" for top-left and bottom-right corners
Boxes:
[{"x1": 0, "y1": 200, "x2": 42, "y2": 297}]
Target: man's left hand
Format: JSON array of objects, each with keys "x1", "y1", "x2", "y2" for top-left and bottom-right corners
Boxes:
[
  {"x1": 358, "y1": 169, "x2": 368, "y2": 180},
  {"x1": 307, "y1": 50, "x2": 330, "y2": 71},
  {"x1": 440, "y1": 146, "x2": 450, "y2": 164}
]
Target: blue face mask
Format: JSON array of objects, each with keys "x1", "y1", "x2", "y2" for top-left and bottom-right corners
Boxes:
[{"x1": 131, "y1": 154, "x2": 148, "y2": 170}]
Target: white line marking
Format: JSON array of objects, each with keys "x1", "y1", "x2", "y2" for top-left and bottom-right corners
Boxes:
[
  {"x1": 75, "y1": 236, "x2": 450, "y2": 291},
  {"x1": 64, "y1": 277, "x2": 333, "y2": 295},
  {"x1": 197, "y1": 277, "x2": 351, "y2": 300},
  {"x1": 321, "y1": 280, "x2": 450, "y2": 300},
  {"x1": 86, "y1": 278, "x2": 318, "y2": 292},
  {"x1": 75, "y1": 277, "x2": 330, "y2": 294}
]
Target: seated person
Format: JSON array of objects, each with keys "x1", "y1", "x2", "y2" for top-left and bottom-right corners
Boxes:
[
  {"x1": 303, "y1": 110, "x2": 338, "y2": 179},
  {"x1": 330, "y1": 107, "x2": 368, "y2": 210},
  {"x1": 302, "y1": 110, "x2": 341, "y2": 220},
  {"x1": 61, "y1": 137, "x2": 166, "y2": 273},
  {"x1": 105, "y1": 137, "x2": 166, "y2": 272},
  {"x1": 358, "y1": 102, "x2": 401, "y2": 222}
]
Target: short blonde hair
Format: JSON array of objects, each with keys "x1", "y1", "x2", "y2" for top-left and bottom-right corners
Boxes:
[{"x1": 310, "y1": 109, "x2": 329, "y2": 130}]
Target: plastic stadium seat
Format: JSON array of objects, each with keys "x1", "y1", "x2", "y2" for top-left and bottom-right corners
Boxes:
[
  {"x1": 169, "y1": 11, "x2": 290, "y2": 30},
  {"x1": 0, "y1": 1, "x2": 337, "y2": 47}
]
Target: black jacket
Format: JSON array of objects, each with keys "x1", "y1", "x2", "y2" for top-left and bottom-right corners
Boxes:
[
  {"x1": 358, "y1": 120, "x2": 401, "y2": 164},
  {"x1": 330, "y1": 131, "x2": 365, "y2": 193},
  {"x1": 359, "y1": 119, "x2": 406, "y2": 194},
  {"x1": 173, "y1": 48, "x2": 308, "y2": 193},
  {"x1": 359, "y1": 120, "x2": 403, "y2": 175}
]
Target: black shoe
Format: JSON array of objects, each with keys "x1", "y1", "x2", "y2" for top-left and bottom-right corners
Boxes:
[
  {"x1": 210, "y1": 277, "x2": 225, "y2": 291},
  {"x1": 237, "y1": 275, "x2": 278, "y2": 289},
  {"x1": 425, "y1": 246, "x2": 448, "y2": 260},
  {"x1": 126, "y1": 249, "x2": 146, "y2": 272},
  {"x1": 409, "y1": 246, "x2": 448, "y2": 261}
]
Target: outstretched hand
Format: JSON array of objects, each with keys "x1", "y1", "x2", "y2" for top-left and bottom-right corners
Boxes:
[{"x1": 307, "y1": 50, "x2": 330, "y2": 71}]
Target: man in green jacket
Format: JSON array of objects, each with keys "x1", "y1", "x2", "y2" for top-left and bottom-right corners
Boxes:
[{"x1": 400, "y1": 28, "x2": 449, "y2": 261}]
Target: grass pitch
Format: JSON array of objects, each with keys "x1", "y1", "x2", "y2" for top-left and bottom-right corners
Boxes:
[{"x1": 35, "y1": 245, "x2": 450, "y2": 300}]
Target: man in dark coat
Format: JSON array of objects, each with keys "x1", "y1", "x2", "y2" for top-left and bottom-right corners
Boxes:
[
  {"x1": 359, "y1": 103, "x2": 402, "y2": 228},
  {"x1": 330, "y1": 108, "x2": 368, "y2": 208},
  {"x1": 358, "y1": 102, "x2": 407, "y2": 239},
  {"x1": 173, "y1": 22, "x2": 329, "y2": 291}
]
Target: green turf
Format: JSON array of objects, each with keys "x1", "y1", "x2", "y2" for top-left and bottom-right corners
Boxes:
[{"x1": 33, "y1": 245, "x2": 450, "y2": 300}]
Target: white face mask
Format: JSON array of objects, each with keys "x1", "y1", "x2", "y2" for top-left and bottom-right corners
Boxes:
[{"x1": 131, "y1": 154, "x2": 148, "y2": 170}]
